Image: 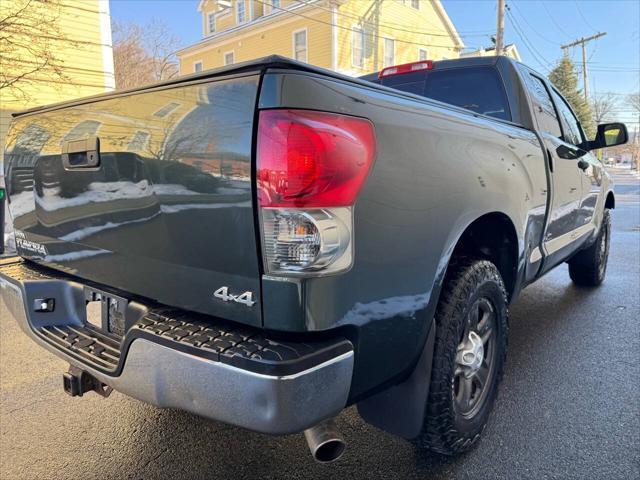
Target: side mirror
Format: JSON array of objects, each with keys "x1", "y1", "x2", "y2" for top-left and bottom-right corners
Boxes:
[{"x1": 585, "y1": 122, "x2": 628, "y2": 150}]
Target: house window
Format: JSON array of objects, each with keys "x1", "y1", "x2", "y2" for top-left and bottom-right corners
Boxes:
[
  {"x1": 419, "y1": 48, "x2": 428, "y2": 61},
  {"x1": 236, "y1": 0, "x2": 246, "y2": 24},
  {"x1": 224, "y1": 51, "x2": 235, "y2": 65},
  {"x1": 128, "y1": 131, "x2": 150, "y2": 151},
  {"x1": 266, "y1": 0, "x2": 280, "y2": 13},
  {"x1": 293, "y1": 29, "x2": 307, "y2": 62},
  {"x1": 383, "y1": 38, "x2": 395, "y2": 67},
  {"x1": 154, "y1": 102, "x2": 180, "y2": 118},
  {"x1": 193, "y1": 61, "x2": 203, "y2": 73},
  {"x1": 352, "y1": 26, "x2": 364, "y2": 68},
  {"x1": 61, "y1": 120, "x2": 101, "y2": 144},
  {"x1": 207, "y1": 12, "x2": 215, "y2": 34},
  {"x1": 411, "y1": 0, "x2": 420, "y2": 9}
]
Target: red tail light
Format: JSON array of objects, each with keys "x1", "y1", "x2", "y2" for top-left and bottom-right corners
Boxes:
[
  {"x1": 257, "y1": 109, "x2": 376, "y2": 208},
  {"x1": 379, "y1": 60, "x2": 433, "y2": 79}
]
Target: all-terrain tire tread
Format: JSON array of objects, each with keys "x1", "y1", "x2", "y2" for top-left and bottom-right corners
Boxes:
[
  {"x1": 568, "y1": 209, "x2": 611, "y2": 287},
  {"x1": 415, "y1": 257, "x2": 508, "y2": 455}
]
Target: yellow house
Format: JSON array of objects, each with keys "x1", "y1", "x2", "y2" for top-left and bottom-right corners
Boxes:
[
  {"x1": 0, "y1": 0, "x2": 115, "y2": 161},
  {"x1": 177, "y1": 0, "x2": 464, "y2": 77}
]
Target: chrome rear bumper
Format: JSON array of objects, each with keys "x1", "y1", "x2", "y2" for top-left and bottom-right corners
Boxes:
[{"x1": 0, "y1": 258, "x2": 354, "y2": 435}]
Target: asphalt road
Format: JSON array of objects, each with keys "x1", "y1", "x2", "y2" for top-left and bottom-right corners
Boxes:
[{"x1": 1, "y1": 171, "x2": 639, "y2": 480}]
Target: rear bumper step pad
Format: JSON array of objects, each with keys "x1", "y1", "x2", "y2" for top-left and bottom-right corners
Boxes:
[
  {"x1": 0, "y1": 257, "x2": 354, "y2": 434},
  {"x1": 40, "y1": 324, "x2": 121, "y2": 371}
]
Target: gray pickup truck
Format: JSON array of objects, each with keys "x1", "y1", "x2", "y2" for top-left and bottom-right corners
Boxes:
[{"x1": 0, "y1": 55, "x2": 627, "y2": 462}]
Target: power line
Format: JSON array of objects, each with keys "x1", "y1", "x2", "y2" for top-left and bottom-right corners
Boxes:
[
  {"x1": 587, "y1": 68, "x2": 640, "y2": 72},
  {"x1": 253, "y1": 0, "x2": 475, "y2": 50},
  {"x1": 584, "y1": 61, "x2": 640, "y2": 66},
  {"x1": 587, "y1": 42, "x2": 598, "y2": 63},
  {"x1": 295, "y1": 0, "x2": 493, "y2": 39},
  {"x1": 5, "y1": 58, "x2": 113, "y2": 77},
  {"x1": 506, "y1": 6, "x2": 552, "y2": 66},
  {"x1": 505, "y1": 7, "x2": 553, "y2": 72},
  {"x1": 540, "y1": 0, "x2": 573, "y2": 41},
  {"x1": 573, "y1": 0, "x2": 599, "y2": 34},
  {"x1": 509, "y1": 0, "x2": 562, "y2": 46},
  {"x1": 4, "y1": 76, "x2": 109, "y2": 89},
  {"x1": 57, "y1": 1, "x2": 102, "y2": 15},
  {"x1": 598, "y1": 92, "x2": 639, "y2": 96},
  {"x1": 298, "y1": 0, "x2": 493, "y2": 35}
]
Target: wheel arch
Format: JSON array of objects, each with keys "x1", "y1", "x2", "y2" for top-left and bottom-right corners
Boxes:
[
  {"x1": 446, "y1": 211, "x2": 520, "y2": 301},
  {"x1": 357, "y1": 211, "x2": 520, "y2": 439}
]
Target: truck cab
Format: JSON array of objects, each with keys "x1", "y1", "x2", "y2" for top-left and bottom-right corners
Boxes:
[{"x1": 363, "y1": 55, "x2": 621, "y2": 282}]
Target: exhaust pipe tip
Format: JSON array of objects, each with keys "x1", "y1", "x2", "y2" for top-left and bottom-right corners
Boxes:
[
  {"x1": 304, "y1": 419, "x2": 346, "y2": 463},
  {"x1": 311, "y1": 438, "x2": 346, "y2": 464}
]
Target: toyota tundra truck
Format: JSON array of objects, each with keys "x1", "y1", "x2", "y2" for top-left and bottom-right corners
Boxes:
[{"x1": 0, "y1": 55, "x2": 627, "y2": 462}]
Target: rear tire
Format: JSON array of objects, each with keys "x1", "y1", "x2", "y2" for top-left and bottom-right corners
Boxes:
[
  {"x1": 568, "y1": 209, "x2": 611, "y2": 287},
  {"x1": 415, "y1": 258, "x2": 508, "y2": 455}
]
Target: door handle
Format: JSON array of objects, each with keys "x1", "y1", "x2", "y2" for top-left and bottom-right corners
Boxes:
[
  {"x1": 577, "y1": 159, "x2": 589, "y2": 171},
  {"x1": 62, "y1": 136, "x2": 101, "y2": 169}
]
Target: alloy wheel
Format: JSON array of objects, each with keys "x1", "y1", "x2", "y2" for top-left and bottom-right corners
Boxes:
[{"x1": 453, "y1": 297, "x2": 497, "y2": 418}]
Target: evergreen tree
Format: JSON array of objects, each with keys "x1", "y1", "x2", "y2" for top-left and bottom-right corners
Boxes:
[{"x1": 548, "y1": 56, "x2": 595, "y2": 138}]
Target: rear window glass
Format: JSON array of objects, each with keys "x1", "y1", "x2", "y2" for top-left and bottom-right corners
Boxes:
[{"x1": 380, "y1": 66, "x2": 512, "y2": 121}]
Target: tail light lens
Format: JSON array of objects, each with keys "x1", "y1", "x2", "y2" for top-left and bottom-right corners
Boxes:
[{"x1": 257, "y1": 109, "x2": 375, "y2": 276}]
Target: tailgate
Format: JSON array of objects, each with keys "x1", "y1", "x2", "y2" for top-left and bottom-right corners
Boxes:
[{"x1": 3, "y1": 74, "x2": 263, "y2": 326}]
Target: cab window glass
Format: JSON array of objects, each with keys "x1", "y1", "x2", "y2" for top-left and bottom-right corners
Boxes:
[
  {"x1": 423, "y1": 67, "x2": 511, "y2": 121},
  {"x1": 379, "y1": 67, "x2": 512, "y2": 121},
  {"x1": 551, "y1": 89, "x2": 583, "y2": 146},
  {"x1": 525, "y1": 74, "x2": 562, "y2": 137}
]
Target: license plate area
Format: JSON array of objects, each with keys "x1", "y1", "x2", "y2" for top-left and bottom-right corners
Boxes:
[{"x1": 84, "y1": 287, "x2": 128, "y2": 337}]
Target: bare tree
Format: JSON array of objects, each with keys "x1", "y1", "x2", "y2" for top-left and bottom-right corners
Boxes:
[
  {"x1": 146, "y1": 19, "x2": 180, "y2": 82},
  {"x1": 112, "y1": 22, "x2": 154, "y2": 90},
  {"x1": 591, "y1": 92, "x2": 619, "y2": 125},
  {"x1": 0, "y1": 0, "x2": 82, "y2": 102},
  {"x1": 112, "y1": 19, "x2": 180, "y2": 90}
]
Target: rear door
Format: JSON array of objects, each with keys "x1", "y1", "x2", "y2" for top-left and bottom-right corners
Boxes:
[
  {"x1": 549, "y1": 87, "x2": 603, "y2": 230},
  {"x1": 4, "y1": 74, "x2": 263, "y2": 326},
  {"x1": 521, "y1": 71, "x2": 584, "y2": 271}
]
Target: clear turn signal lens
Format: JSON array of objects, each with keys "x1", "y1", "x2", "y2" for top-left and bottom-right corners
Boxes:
[{"x1": 261, "y1": 207, "x2": 353, "y2": 276}]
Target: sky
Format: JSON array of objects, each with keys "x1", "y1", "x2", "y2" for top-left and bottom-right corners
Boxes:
[{"x1": 109, "y1": 0, "x2": 640, "y2": 125}]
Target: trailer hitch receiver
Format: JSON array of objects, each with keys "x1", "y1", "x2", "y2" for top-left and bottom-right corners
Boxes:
[{"x1": 63, "y1": 366, "x2": 113, "y2": 398}]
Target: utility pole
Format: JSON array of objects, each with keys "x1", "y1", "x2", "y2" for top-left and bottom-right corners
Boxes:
[
  {"x1": 560, "y1": 32, "x2": 606, "y2": 102},
  {"x1": 495, "y1": 0, "x2": 505, "y2": 56}
]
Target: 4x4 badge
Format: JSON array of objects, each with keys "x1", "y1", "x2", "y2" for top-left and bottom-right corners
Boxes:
[{"x1": 213, "y1": 286, "x2": 255, "y2": 307}]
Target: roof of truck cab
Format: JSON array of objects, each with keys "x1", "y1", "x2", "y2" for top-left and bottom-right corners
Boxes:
[{"x1": 359, "y1": 56, "x2": 510, "y2": 83}]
